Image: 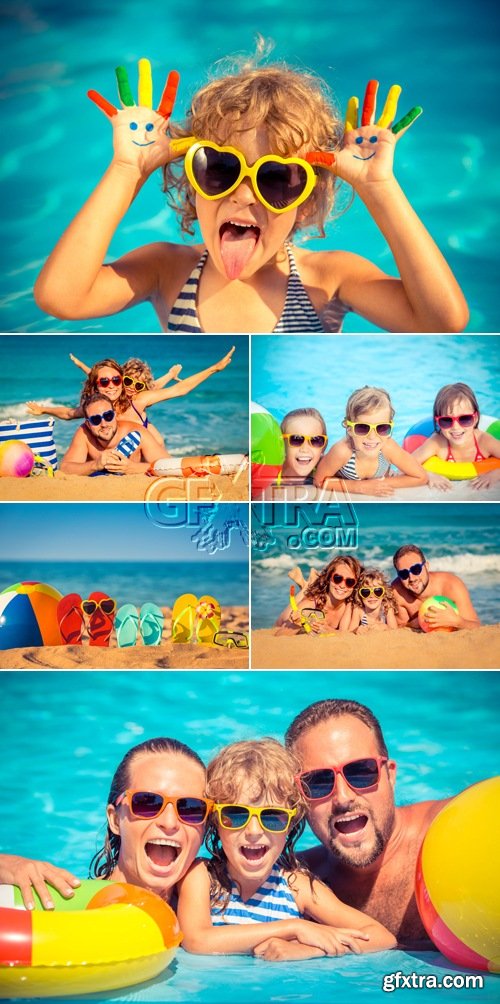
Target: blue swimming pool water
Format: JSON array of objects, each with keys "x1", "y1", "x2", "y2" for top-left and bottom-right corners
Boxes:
[
  {"x1": 251, "y1": 334, "x2": 500, "y2": 447},
  {"x1": 1, "y1": 0, "x2": 498, "y2": 331},
  {"x1": 0, "y1": 334, "x2": 248, "y2": 456},
  {"x1": 251, "y1": 502, "x2": 499, "y2": 626},
  {"x1": 1, "y1": 670, "x2": 499, "y2": 1001}
]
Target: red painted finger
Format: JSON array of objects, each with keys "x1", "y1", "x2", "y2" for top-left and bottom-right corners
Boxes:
[
  {"x1": 157, "y1": 70, "x2": 180, "y2": 119},
  {"x1": 361, "y1": 80, "x2": 378, "y2": 126},
  {"x1": 87, "y1": 90, "x2": 118, "y2": 118}
]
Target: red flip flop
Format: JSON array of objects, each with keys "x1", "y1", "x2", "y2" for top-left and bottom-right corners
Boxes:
[
  {"x1": 84, "y1": 591, "x2": 116, "y2": 647},
  {"x1": 57, "y1": 593, "x2": 84, "y2": 645}
]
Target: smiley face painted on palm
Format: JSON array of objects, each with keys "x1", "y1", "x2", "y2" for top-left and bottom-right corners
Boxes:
[
  {"x1": 129, "y1": 120, "x2": 156, "y2": 146},
  {"x1": 353, "y1": 134, "x2": 378, "y2": 161}
]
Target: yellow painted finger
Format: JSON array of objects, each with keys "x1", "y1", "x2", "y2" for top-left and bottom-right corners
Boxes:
[
  {"x1": 138, "y1": 58, "x2": 153, "y2": 107},
  {"x1": 377, "y1": 84, "x2": 402, "y2": 128},
  {"x1": 345, "y1": 96, "x2": 359, "y2": 132}
]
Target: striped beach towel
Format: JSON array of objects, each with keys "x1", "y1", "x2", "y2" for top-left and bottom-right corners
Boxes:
[{"x1": 0, "y1": 417, "x2": 58, "y2": 470}]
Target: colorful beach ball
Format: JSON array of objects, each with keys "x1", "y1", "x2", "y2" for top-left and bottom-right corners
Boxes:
[
  {"x1": 418, "y1": 595, "x2": 458, "y2": 633},
  {"x1": 0, "y1": 440, "x2": 35, "y2": 478},
  {"x1": 415, "y1": 776, "x2": 500, "y2": 972},
  {"x1": 0, "y1": 582, "x2": 63, "y2": 649},
  {"x1": 251, "y1": 402, "x2": 284, "y2": 490}
]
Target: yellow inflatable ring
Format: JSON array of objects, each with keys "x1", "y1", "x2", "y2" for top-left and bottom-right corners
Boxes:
[
  {"x1": 404, "y1": 415, "x2": 500, "y2": 481},
  {"x1": 0, "y1": 879, "x2": 182, "y2": 997}
]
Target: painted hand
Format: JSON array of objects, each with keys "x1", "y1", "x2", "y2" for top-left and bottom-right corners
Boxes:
[
  {"x1": 335, "y1": 80, "x2": 422, "y2": 188},
  {"x1": 88, "y1": 59, "x2": 191, "y2": 176}
]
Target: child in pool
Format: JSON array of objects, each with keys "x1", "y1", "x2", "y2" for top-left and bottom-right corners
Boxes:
[
  {"x1": 177, "y1": 738, "x2": 396, "y2": 959},
  {"x1": 33, "y1": 50, "x2": 468, "y2": 334},
  {"x1": 26, "y1": 348, "x2": 234, "y2": 446},
  {"x1": 314, "y1": 386, "x2": 428, "y2": 495},
  {"x1": 411, "y1": 382, "x2": 500, "y2": 491},
  {"x1": 278, "y1": 407, "x2": 328, "y2": 484},
  {"x1": 340, "y1": 568, "x2": 398, "y2": 633}
]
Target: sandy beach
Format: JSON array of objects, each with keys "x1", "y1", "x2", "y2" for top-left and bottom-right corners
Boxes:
[
  {"x1": 0, "y1": 606, "x2": 249, "y2": 670},
  {"x1": 0, "y1": 470, "x2": 248, "y2": 502},
  {"x1": 251, "y1": 624, "x2": 499, "y2": 669}
]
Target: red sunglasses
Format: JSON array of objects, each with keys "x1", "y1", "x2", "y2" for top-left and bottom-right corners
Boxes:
[
  {"x1": 435, "y1": 412, "x2": 477, "y2": 430},
  {"x1": 295, "y1": 757, "x2": 389, "y2": 800}
]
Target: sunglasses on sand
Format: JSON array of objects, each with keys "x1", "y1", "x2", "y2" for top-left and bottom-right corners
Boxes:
[
  {"x1": 184, "y1": 140, "x2": 328, "y2": 214},
  {"x1": 345, "y1": 420, "x2": 394, "y2": 438},
  {"x1": 282, "y1": 434, "x2": 328, "y2": 449},
  {"x1": 116, "y1": 790, "x2": 213, "y2": 825},
  {"x1": 123, "y1": 376, "x2": 147, "y2": 392},
  {"x1": 213, "y1": 803, "x2": 297, "y2": 833},
  {"x1": 86, "y1": 410, "x2": 115, "y2": 427},
  {"x1": 97, "y1": 375, "x2": 122, "y2": 389},
  {"x1": 435, "y1": 413, "x2": 477, "y2": 430},
  {"x1": 396, "y1": 561, "x2": 426, "y2": 580},
  {"x1": 296, "y1": 757, "x2": 388, "y2": 801}
]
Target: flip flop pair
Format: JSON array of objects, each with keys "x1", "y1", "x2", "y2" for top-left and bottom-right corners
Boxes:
[
  {"x1": 115, "y1": 603, "x2": 164, "y2": 648},
  {"x1": 57, "y1": 592, "x2": 116, "y2": 646},
  {"x1": 171, "y1": 593, "x2": 221, "y2": 644}
]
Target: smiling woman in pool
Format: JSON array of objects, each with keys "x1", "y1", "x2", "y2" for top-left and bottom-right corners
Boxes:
[
  {"x1": 0, "y1": 737, "x2": 209, "y2": 909},
  {"x1": 274, "y1": 555, "x2": 363, "y2": 635}
]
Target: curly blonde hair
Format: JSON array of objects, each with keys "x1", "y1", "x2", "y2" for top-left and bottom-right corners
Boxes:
[
  {"x1": 123, "y1": 358, "x2": 155, "y2": 390},
  {"x1": 353, "y1": 568, "x2": 399, "y2": 617},
  {"x1": 164, "y1": 53, "x2": 344, "y2": 238},
  {"x1": 305, "y1": 555, "x2": 363, "y2": 610},
  {"x1": 344, "y1": 386, "x2": 395, "y2": 425},
  {"x1": 80, "y1": 359, "x2": 129, "y2": 415},
  {"x1": 205, "y1": 738, "x2": 307, "y2": 912}
]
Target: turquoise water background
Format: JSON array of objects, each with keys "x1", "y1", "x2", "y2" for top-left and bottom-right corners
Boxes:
[
  {"x1": 1, "y1": 0, "x2": 499, "y2": 331},
  {"x1": 251, "y1": 334, "x2": 500, "y2": 446},
  {"x1": 1, "y1": 670, "x2": 499, "y2": 1001},
  {"x1": 251, "y1": 502, "x2": 499, "y2": 626},
  {"x1": 0, "y1": 334, "x2": 248, "y2": 456}
]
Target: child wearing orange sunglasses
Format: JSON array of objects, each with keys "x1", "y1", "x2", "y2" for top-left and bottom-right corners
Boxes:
[
  {"x1": 33, "y1": 46, "x2": 468, "y2": 334},
  {"x1": 340, "y1": 568, "x2": 399, "y2": 634},
  {"x1": 176, "y1": 738, "x2": 395, "y2": 959}
]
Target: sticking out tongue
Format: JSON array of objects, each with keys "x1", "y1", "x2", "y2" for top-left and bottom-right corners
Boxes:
[
  {"x1": 241, "y1": 846, "x2": 267, "y2": 861},
  {"x1": 220, "y1": 222, "x2": 259, "y2": 280},
  {"x1": 145, "y1": 842, "x2": 178, "y2": 867},
  {"x1": 335, "y1": 815, "x2": 368, "y2": 835}
]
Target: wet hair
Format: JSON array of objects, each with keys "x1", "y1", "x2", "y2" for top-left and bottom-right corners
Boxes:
[
  {"x1": 392, "y1": 544, "x2": 426, "y2": 568},
  {"x1": 344, "y1": 386, "x2": 395, "y2": 425},
  {"x1": 205, "y1": 738, "x2": 307, "y2": 912},
  {"x1": 281, "y1": 408, "x2": 327, "y2": 437},
  {"x1": 304, "y1": 555, "x2": 363, "y2": 610},
  {"x1": 82, "y1": 392, "x2": 114, "y2": 418},
  {"x1": 353, "y1": 568, "x2": 399, "y2": 617},
  {"x1": 80, "y1": 359, "x2": 129, "y2": 415},
  {"x1": 89, "y1": 737, "x2": 206, "y2": 879},
  {"x1": 123, "y1": 358, "x2": 155, "y2": 391},
  {"x1": 285, "y1": 699, "x2": 389, "y2": 758},
  {"x1": 433, "y1": 382, "x2": 480, "y2": 430},
  {"x1": 163, "y1": 44, "x2": 344, "y2": 239}
]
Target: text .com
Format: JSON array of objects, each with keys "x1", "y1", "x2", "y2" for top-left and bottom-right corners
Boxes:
[{"x1": 382, "y1": 972, "x2": 485, "y2": 993}]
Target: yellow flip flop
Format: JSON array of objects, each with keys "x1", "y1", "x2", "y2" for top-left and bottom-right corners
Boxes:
[
  {"x1": 195, "y1": 595, "x2": 221, "y2": 645},
  {"x1": 171, "y1": 593, "x2": 198, "y2": 643}
]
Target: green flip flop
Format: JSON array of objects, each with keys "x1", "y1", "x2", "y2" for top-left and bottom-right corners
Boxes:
[
  {"x1": 139, "y1": 603, "x2": 164, "y2": 646},
  {"x1": 115, "y1": 604, "x2": 139, "y2": 648}
]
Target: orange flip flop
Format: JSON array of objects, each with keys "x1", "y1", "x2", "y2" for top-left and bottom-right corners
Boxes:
[
  {"x1": 84, "y1": 591, "x2": 116, "y2": 647},
  {"x1": 57, "y1": 593, "x2": 84, "y2": 645}
]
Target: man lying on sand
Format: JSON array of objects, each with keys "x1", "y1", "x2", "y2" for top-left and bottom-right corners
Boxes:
[
  {"x1": 60, "y1": 393, "x2": 168, "y2": 476},
  {"x1": 392, "y1": 544, "x2": 480, "y2": 630}
]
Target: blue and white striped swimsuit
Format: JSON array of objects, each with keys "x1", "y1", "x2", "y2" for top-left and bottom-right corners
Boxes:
[
  {"x1": 211, "y1": 862, "x2": 301, "y2": 925},
  {"x1": 336, "y1": 451, "x2": 391, "y2": 480},
  {"x1": 167, "y1": 246, "x2": 348, "y2": 333}
]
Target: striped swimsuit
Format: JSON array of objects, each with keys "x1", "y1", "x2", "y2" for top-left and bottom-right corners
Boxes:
[
  {"x1": 167, "y1": 246, "x2": 349, "y2": 333},
  {"x1": 336, "y1": 450, "x2": 391, "y2": 480},
  {"x1": 211, "y1": 862, "x2": 301, "y2": 925}
]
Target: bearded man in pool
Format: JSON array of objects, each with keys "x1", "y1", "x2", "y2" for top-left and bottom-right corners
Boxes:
[{"x1": 391, "y1": 544, "x2": 480, "y2": 630}]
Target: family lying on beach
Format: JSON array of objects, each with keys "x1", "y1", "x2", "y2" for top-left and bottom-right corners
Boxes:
[
  {"x1": 0, "y1": 698, "x2": 478, "y2": 956},
  {"x1": 274, "y1": 547, "x2": 480, "y2": 634},
  {"x1": 26, "y1": 349, "x2": 235, "y2": 476},
  {"x1": 266, "y1": 383, "x2": 500, "y2": 494}
]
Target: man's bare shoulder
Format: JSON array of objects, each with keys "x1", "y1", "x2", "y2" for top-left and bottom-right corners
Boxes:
[{"x1": 397, "y1": 798, "x2": 450, "y2": 837}]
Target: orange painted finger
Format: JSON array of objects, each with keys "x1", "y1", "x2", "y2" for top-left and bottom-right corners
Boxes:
[
  {"x1": 157, "y1": 70, "x2": 180, "y2": 119},
  {"x1": 361, "y1": 80, "x2": 379, "y2": 126},
  {"x1": 305, "y1": 151, "x2": 336, "y2": 171},
  {"x1": 87, "y1": 90, "x2": 118, "y2": 117}
]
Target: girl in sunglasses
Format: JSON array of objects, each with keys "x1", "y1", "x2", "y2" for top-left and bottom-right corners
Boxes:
[
  {"x1": 279, "y1": 408, "x2": 328, "y2": 484},
  {"x1": 33, "y1": 52, "x2": 468, "y2": 334},
  {"x1": 315, "y1": 386, "x2": 428, "y2": 495},
  {"x1": 177, "y1": 739, "x2": 395, "y2": 958},
  {"x1": 411, "y1": 383, "x2": 500, "y2": 491},
  {"x1": 27, "y1": 349, "x2": 234, "y2": 447},
  {"x1": 340, "y1": 569, "x2": 398, "y2": 634},
  {"x1": 275, "y1": 555, "x2": 363, "y2": 634}
]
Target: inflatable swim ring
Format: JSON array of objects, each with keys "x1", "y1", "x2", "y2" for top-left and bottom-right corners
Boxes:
[
  {"x1": 403, "y1": 415, "x2": 500, "y2": 481},
  {"x1": 0, "y1": 879, "x2": 182, "y2": 997},
  {"x1": 251, "y1": 402, "x2": 284, "y2": 491},
  {"x1": 415, "y1": 776, "x2": 500, "y2": 972},
  {"x1": 150, "y1": 454, "x2": 247, "y2": 477},
  {"x1": 418, "y1": 595, "x2": 458, "y2": 633}
]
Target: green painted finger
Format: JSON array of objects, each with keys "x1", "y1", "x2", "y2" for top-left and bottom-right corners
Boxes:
[
  {"x1": 115, "y1": 66, "x2": 135, "y2": 107},
  {"x1": 392, "y1": 105, "x2": 423, "y2": 134}
]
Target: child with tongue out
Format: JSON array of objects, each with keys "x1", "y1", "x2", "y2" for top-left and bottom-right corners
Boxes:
[
  {"x1": 34, "y1": 53, "x2": 468, "y2": 334},
  {"x1": 176, "y1": 739, "x2": 395, "y2": 958}
]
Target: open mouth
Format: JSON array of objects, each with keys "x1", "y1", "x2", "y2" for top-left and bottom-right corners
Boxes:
[
  {"x1": 240, "y1": 845, "x2": 267, "y2": 862},
  {"x1": 219, "y1": 221, "x2": 261, "y2": 280},
  {"x1": 334, "y1": 813, "x2": 368, "y2": 836},
  {"x1": 145, "y1": 839, "x2": 181, "y2": 868}
]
